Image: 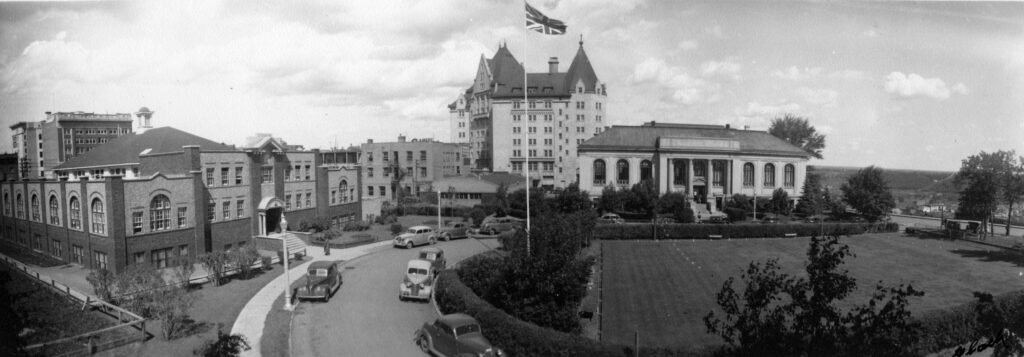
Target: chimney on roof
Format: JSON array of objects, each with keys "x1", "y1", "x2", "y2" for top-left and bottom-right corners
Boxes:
[
  {"x1": 743, "y1": 125, "x2": 750, "y2": 130},
  {"x1": 548, "y1": 57, "x2": 559, "y2": 74},
  {"x1": 398, "y1": 135, "x2": 406, "y2": 143},
  {"x1": 725, "y1": 124, "x2": 731, "y2": 129},
  {"x1": 367, "y1": 139, "x2": 374, "y2": 144}
]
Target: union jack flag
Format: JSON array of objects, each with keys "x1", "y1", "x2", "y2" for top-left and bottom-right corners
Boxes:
[{"x1": 525, "y1": 2, "x2": 566, "y2": 35}]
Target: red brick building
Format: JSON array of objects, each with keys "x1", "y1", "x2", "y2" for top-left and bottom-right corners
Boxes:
[{"x1": 0, "y1": 126, "x2": 360, "y2": 273}]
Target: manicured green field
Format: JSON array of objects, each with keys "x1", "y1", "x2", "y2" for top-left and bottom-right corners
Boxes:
[{"x1": 600, "y1": 233, "x2": 1024, "y2": 350}]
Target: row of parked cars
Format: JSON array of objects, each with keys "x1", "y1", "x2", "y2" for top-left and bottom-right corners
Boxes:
[{"x1": 394, "y1": 220, "x2": 507, "y2": 357}]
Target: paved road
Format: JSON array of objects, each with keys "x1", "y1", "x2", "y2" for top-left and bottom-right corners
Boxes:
[
  {"x1": 891, "y1": 215, "x2": 1024, "y2": 237},
  {"x1": 290, "y1": 238, "x2": 497, "y2": 357}
]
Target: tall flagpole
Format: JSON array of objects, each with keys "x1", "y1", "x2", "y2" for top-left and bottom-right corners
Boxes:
[{"x1": 522, "y1": 6, "x2": 531, "y2": 257}]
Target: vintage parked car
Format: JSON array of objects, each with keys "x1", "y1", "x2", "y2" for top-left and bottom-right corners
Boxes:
[
  {"x1": 706, "y1": 215, "x2": 731, "y2": 224},
  {"x1": 480, "y1": 216, "x2": 523, "y2": 235},
  {"x1": 598, "y1": 213, "x2": 625, "y2": 224},
  {"x1": 418, "y1": 247, "x2": 446, "y2": 275},
  {"x1": 296, "y1": 261, "x2": 342, "y2": 302},
  {"x1": 415, "y1": 313, "x2": 504, "y2": 357},
  {"x1": 394, "y1": 225, "x2": 436, "y2": 249},
  {"x1": 399, "y1": 259, "x2": 435, "y2": 301},
  {"x1": 433, "y1": 221, "x2": 469, "y2": 241}
]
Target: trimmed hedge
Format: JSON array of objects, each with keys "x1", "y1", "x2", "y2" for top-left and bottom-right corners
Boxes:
[
  {"x1": 595, "y1": 222, "x2": 899, "y2": 240},
  {"x1": 435, "y1": 269, "x2": 629, "y2": 357},
  {"x1": 909, "y1": 290, "x2": 1024, "y2": 355}
]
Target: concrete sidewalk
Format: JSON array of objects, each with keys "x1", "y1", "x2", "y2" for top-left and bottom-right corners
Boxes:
[{"x1": 231, "y1": 240, "x2": 393, "y2": 357}]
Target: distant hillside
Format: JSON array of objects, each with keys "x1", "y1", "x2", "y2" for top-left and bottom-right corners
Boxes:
[{"x1": 809, "y1": 166, "x2": 957, "y2": 194}]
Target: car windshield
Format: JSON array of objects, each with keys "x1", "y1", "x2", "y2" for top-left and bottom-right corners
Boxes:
[
  {"x1": 420, "y1": 252, "x2": 437, "y2": 260},
  {"x1": 406, "y1": 228, "x2": 419, "y2": 234},
  {"x1": 454, "y1": 324, "x2": 481, "y2": 337},
  {"x1": 310, "y1": 269, "x2": 328, "y2": 277},
  {"x1": 407, "y1": 268, "x2": 428, "y2": 275}
]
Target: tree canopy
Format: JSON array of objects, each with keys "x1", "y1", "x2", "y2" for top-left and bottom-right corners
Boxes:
[
  {"x1": 840, "y1": 166, "x2": 895, "y2": 221},
  {"x1": 768, "y1": 114, "x2": 826, "y2": 159},
  {"x1": 954, "y1": 150, "x2": 1024, "y2": 235}
]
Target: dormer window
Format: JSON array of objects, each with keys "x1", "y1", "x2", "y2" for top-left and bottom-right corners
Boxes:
[{"x1": 577, "y1": 87, "x2": 583, "y2": 93}]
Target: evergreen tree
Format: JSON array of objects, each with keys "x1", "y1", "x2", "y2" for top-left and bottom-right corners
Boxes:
[{"x1": 795, "y1": 173, "x2": 824, "y2": 217}]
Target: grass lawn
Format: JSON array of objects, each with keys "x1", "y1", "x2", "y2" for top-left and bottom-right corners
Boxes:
[
  {"x1": 97, "y1": 263, "x2": 284, "y2": 356},
  {"x1": 3, "y1": 266, "x2": 131, "y2": 356},
  {"x1": 601, "y1": 233, "x2": 1024, "y2": 351}
]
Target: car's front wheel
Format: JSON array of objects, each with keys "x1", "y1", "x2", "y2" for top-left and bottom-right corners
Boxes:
[
  {"x1": 443, "y1": 233, "x2": 451, "y2": 241},
  {"x1": 406, "y1": 241, "x2": 414, "y2": 249},
  {"x1": 416, "y1": 334, "x2": 430, "y2": 353},
  {"x1": 429, "y1": 237, "x2": 437, "y2": 245}
]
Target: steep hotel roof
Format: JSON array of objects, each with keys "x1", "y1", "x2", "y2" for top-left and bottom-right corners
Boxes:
[{"x1": 56, "y1": 126, "x2": 238, "y2": 170}]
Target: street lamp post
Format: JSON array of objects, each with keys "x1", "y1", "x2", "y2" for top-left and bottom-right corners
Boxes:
[
  {"x1": 282, "y1": 238, "x2": 293, "y2": 311},
  {"x1": 437, "y1": 190, "x2": 442, "y2": 234}
]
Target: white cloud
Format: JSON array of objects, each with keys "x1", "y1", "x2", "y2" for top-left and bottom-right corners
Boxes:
[
  {"x1": 700, "y1": 59, "x2": 742, "y2": 80},
  {"x1": 677, "y1": 40, "x2": 698, "y2": 51},
  {"x1": 630, "y1": 58, "x2": 720, "y2": 105},
  {"x1": 704, "y1": 25, "x2": 723, "y2": 38},
  {"x1": 773, "y1": 66, "x2": 822, "y2": 80},
  {"x1": 827, "y1": 69, "x2": 866, "y2": 80},
  {"x1": 883, "y1": 72, "x2": 967, "y2": 99},
  {"x1": 795, "y1": 87, "x2": 838, "y2": 107},
  {"x1": 734, "y1": 101, "x2": 801, "y2": 126},
  {"x1": 863, "y1": 28, "x2": 879, "y2": 38}
]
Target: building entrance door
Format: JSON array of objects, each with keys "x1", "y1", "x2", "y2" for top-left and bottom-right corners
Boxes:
[
  {"x1": 694, "y1": 186, "x2": 707, "y2": 204},
  {"x1": 266, "y1": 207, "x2": 283, "y2": 234}
]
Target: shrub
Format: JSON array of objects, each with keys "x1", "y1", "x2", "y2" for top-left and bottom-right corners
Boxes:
[
  {"x1": 594, "y1": 222, "x2": 899, "y2": 240},
  {"x1": 436, "y1": 269, "x2": 627, "y2": 357},
  {"x1": 390, "y1": 223, "x2": 403, "y2": 235},
  {"x1": 228, "y1": 245, "x2": 261, "y2": 280},
  {"x1": 909, "y1": 290, "x2": 1024, "y2": 355},
  {"x1": 86, "y1": 268, "x2": 116, "y2": 301},
  {"x1": 195, "y1": 324, "x2": 251, "y2": 357},
  {"x1": 199, "y1": 251, "x2": 231, "y2": 286},
  {"x1": 342, "y1": 220, "x2": 371, "y2": 232},
  {"x1": 259, "y1": 256, "x2": 273, "y2": 271},
  {"x1": 152, "y1": 285, "x2": 195, "y2": 340},
  {"x1": 469, "y1": 207, "x2": 487, "y2": 227}
]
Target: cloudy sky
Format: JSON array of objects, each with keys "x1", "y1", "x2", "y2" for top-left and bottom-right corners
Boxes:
[{"x1": 1, "y1": 1, "x2": 1021, "y2": 171}]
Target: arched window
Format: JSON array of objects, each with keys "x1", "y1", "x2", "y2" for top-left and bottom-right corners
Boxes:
[
  {"x1": 49, "y1": 195, "x2": 60, "y2": 225},
  {"x1": 91, "y1": 198, "x2": 105, "y2": 234},
  {"x1": 31, "y1": 194, "x2": 39, "y2": 221},
  {"x1": 16, "y1": 194, "x2": 24, "y2": 218},
  {"x1": 764, "y1": 163, "x2": 776, "y2": 187},
  {"x1": 593, "y1": 159, "x2": 606, "y2": 185},
  {"x1": 784, "y1": 164, "x2": 796, "y2": 188},
  {"x1": 69, "y1": 197, "x2": 81, "y2": 229},
  {"x1": 150, "y1": 195, "x2": 171, "y2": 231},
  {"x1": 339, "y1": 180, "x2": 349, "y2": 203},
  {"x1": 616, "y1": 159, "x2": 630, "y2": 184},
  {"x1": 640, "y1": 160, "x2": 653, "y2": 182},
  {"x1": 743, "y1": 163, "x2": 755, "y2": 187}
]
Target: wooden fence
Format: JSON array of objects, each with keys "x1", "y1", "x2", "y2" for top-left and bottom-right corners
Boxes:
[{"x1": 0, "y1": 256, "x2": 149, "y2": 356}]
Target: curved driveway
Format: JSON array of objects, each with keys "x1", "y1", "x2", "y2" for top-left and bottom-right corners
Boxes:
[{"x1": 290, "y1": 238, "x2": 497, "y2": 356}]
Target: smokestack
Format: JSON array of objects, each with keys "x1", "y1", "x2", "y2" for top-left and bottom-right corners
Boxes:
[
  {"x1": 367, "y1": 139, "x2": 374, "y2": 144},
  {"x1": 548, "y1": 57, "x2": 559, "y2": 74},
  {"x1": 398, "y1": 135, "x2": 406, "y2": 143},
  {"x1": 725, "y1": 124, "x2": 731, "y2": 129}
]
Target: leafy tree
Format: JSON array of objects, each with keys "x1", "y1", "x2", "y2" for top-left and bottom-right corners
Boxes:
[
  {"x1": 173, "y1": 258, "x2": 197, "y2": 288},
  {"x1": 152, "y1": 284, "x2": 196, "y2": 340},
  {"x1": 461, "y1": 210, "x2": 596, "y2": 333},
  {"x1": 840, "y1": 166, "x2": 895, "y2": 221},
  {"x1": 657, "y1": 192, "x2": 691, "y2": 222},
  {"x1": 955, "y1": 150, "x2": 1024, "y2": 235},
  {"x1": 769, "y1": 188, "x2": 793, "y2": 216},
  {"x1": 625, "y1": 180, "x2": 658, "y2": 217},
  {"x1": 86, "y1": 268, "x2": 116, "y2": 300},
  {"x1": 554, "y1": 182, "x2": 594, "y2": 214},
  {"x1": 199, "y1": 251, "x2": 231, "y2": 286},
  {"x1": 705, "y1": 235, "x2": 924, "y2": 357},
  {"x1": 769, "y1": 114, "x2": 826, "y2": 159},
  {"x1": 794, "y1": 173, "x2": 824, "y2": 218},
  {"x1": 966, "y1": 292, "x2": 1024, "y2": 357},
  {"x1": 597, "y1": 185, "x2": 624, "y2": 214},
  {"x1": 194, "y1": 324, "x2": 250, "y2": 357},
  {"x1": 112, "y1": 264, "x2": 164, "y2": 316},
  {"x1": 228, "y1": 245, "x2": 261, "y2": 280}
]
